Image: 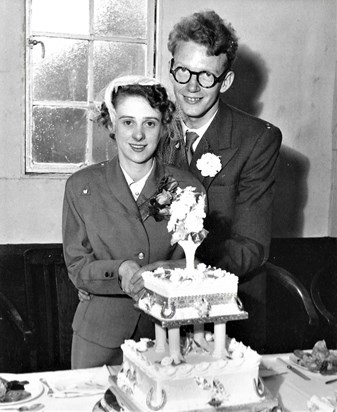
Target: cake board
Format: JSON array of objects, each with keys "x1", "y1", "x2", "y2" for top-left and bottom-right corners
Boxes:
[
  {"x1": 94, "y1": 375, "x2": 281, "y2": 412},
  {"x1": 134, "y1": 302, "x2": 248, "y2": 329}
]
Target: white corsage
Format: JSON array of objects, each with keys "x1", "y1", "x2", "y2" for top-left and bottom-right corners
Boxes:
[{"x1": 196, "y1": 153, "x2": 222, "y2": 177}]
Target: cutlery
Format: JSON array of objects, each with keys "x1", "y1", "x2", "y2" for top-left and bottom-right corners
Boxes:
[
  {"x1": 325, "y1": 377, "x2": 337, "y2": 384},
  {"x1": 277, "y1": 357, "x2": 311, "y2": 380},
  {"x1": 39, "y1": 378, "x2": 53, "y2": 396}
]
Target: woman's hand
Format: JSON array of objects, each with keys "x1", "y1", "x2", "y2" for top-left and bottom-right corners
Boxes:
[
  {"x1": 119, "y1": 260, "x2": 144, "y2": 300},
  {"x1": 78, "y1": 289, "x2": 91, "y2": 302}
]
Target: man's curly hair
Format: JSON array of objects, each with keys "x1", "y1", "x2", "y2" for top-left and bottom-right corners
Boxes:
[{"x1": 168, "y1": 10, "x2": 238, "y2": 70}]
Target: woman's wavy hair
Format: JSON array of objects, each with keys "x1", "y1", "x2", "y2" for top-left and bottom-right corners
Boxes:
[
  {"x1": 96, "y1": 83, "x2": 180, "y2": 163},
  {"x1": 168, "y1": 10, "x2": 238, "y2": 70}
]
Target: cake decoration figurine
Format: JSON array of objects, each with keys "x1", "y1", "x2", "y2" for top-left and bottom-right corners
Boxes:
[{"x1": 167, "y1": 186, "x2": 208, "y2": 272}]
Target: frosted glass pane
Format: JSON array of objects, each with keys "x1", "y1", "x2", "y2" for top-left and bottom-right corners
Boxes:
[
  {"x1": 92, "y1": 122, "x2": 118, "y2": 163},
  {"x1": 32, "y1": 0, "x2": 89, "y2": 34},
  {"x1": 93, "y1": 42, "x2": 146, "y2": 98},
  {"x1": 94, "y1": 0, "x2": 147, "y2": 37},
  {"x1": 32, "y1": 38, "x2": 88, "y2": 102},
  {"x1": 32, "y1": 107, "x2": 87, "y2": 163}
]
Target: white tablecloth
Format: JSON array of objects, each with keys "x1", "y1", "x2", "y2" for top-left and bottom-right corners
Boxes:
[
  {"x1": 1, "y1": 354, "x2": 337, "y2": 411},
  {"x1": 262, "y1": 353, "x2": 337, "y2": 412}
]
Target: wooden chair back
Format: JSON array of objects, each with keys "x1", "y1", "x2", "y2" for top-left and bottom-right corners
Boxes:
[{"x1": 23, "y1": 247, "x2": 78, "y2": 371}]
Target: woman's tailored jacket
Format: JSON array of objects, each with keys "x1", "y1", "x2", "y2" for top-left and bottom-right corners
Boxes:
[{"x1": 62, "y1": 157, "x2": 204, "y2": 348}]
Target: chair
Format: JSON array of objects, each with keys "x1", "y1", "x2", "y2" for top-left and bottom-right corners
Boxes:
[
  {"x1": 23, "y1": 247, "x2": 78, "y2": 371},
  {"x1": 310, "y1": 260, "x2": 337, "y2": 348},
  {"x1": 265, "y1": 262, "x2": 319, "y2": 353},
  {"x1": 0, "y1": 291, "x2": 33, "y2": 372}
]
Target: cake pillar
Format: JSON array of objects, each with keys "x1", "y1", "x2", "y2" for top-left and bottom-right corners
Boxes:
[
  {"x1": 193, "y1": 323, "x2": 205, "y2": 345},
  {"x1": 168, "y1": 327, "x2": 181, "y2": 363},
  {"x1": 155, "y1": 323, "x2": 167, "y2": 353},
  {"x1": 213, "y1": 322, "x2": 226, "y2": 358},
  {"x1": 178, "y1": 236, "x2": 199, "y2": 272}
]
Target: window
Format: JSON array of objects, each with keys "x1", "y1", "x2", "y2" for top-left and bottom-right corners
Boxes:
[{"x1": 26, "y1": 0, "x2": 156, "y2": 174}]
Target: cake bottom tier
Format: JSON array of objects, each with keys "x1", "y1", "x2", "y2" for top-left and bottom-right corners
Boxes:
[
  {"x1": 103, "y1": 376, "x2": 279, "y2": 412},
  {"x1": 115, "y1": 338, "x2": 266, "y2": 412}
]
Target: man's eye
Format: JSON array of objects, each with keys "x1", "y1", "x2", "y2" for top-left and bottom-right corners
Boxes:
[{"x1": 203, "y1": 72, "x2": 213, "y2": 78}]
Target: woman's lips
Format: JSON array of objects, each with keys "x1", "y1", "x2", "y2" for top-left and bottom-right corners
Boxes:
[{"x1": 130, "y1": 144, "x2": 146, "y2": 152}]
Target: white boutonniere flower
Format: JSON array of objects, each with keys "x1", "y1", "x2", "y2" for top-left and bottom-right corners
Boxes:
[{"x1": 196, "y1": 153, "x2": 222, "y2": 177}]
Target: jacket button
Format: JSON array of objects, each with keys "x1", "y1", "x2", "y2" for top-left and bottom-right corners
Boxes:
[
  {"x1": 138, "y1": 252, "x2": 145, "y2": 260},
  {"x1": 104, "y1": 272, "x2": 109, "y2": 278}
]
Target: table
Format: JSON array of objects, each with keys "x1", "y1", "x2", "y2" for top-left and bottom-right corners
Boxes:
[
  {"x1": 262, "y1": 353, "x2": 337, "y2": 411},
  {"x1": 1, "y1": 354, "x2": 337, "y2": 412}
]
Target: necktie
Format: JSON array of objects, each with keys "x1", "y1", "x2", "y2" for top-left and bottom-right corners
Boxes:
[{"x1": 185, "y1": 131, "x2": 199, "y2": 164}]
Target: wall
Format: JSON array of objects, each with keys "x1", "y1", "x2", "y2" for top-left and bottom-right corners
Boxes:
[
  {"x1": 157, "y1": 0, "x2": 337, "y2": 238},
  {"x1": 0, "y1": 0, "x2": 66, "y2": 244},
  {"x1": 0, "y1": 0, "x2": 336, "y2": 244}
]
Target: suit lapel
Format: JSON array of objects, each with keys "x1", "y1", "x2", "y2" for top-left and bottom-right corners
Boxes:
[
  {"x1": 105, "y1": 157, "x2": 141, "y2": 218},
  {"x1": 137, "y1": 161, "x2": 168, "y2": 221},
  {"x1": 189, "y1": 101, "x2": 238, "y2": 189}
]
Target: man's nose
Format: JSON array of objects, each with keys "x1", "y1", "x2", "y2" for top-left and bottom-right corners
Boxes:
[{"x1": 187, "y1": 74, "x2": 200, "y2": 92}]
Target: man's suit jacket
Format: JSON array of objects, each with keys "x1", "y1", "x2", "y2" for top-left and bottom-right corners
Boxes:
[
  {"x1": 62, "y1": 157, "x2": 204, "y2": 348},
  {"x1": 171, "y1": 101, "x2": 282, "y2": 351},
  {"x1": 173, "y1": 100, "x2": 282, "y2": 277}
]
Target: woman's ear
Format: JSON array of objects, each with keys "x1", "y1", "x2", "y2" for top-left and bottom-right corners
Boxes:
[{"x1": 220, "y1": 71, "x2": 235, "y2": 93}]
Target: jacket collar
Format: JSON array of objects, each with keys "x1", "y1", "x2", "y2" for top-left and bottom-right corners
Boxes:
[
  {"x1": 189, "y1": 101, "x2": 238, "y2": 187},
  {"x1": 105, "y1": 157, "x2": 166, "y2": 221}
]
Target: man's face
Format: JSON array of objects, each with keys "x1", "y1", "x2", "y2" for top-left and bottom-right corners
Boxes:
[{"x1": 170, "y1": 41, "x2": 230, "y2": 129}]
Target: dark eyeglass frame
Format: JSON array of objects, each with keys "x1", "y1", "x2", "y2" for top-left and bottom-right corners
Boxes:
[{"x1": 169, "y1": 59, "x2": 229, "y2": 89}]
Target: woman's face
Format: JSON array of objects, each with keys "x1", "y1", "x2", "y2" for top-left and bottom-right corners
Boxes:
[{"x1": 114, "y1": 94, "x2": 162, "y2": 173}]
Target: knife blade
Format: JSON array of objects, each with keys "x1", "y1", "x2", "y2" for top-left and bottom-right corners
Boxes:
[
  {"x1": 277, "y1": 357, "x2": 311, "y2": 380},
  {"x1": 325, "y1": 377, "x2": 337, "y2": 384}
]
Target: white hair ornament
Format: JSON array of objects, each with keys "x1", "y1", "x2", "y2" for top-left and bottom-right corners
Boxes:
[{"x1": 103, "y1": 75, "x2": 161, "y2": 128}]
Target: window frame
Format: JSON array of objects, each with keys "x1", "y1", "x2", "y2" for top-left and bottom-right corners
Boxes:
[{"x1": 25, "y1": 0, "x2": 156, "y2": 174}]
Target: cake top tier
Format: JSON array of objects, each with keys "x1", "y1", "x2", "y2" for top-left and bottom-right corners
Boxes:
[{"x1": 142, "y1": 263, "x2": 238, "y2": 295}]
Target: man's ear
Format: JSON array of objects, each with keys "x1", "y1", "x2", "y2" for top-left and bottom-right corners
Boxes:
[
  {"x1": 168, "y1": 59, "x2": 175, "y2": 84},
  {"x1": 220, "y1": 71, "x2": 235, "y2": 93}
]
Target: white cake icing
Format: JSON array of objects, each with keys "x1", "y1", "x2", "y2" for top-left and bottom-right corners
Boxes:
[
  {"x1": 117, "y1": 336, "x2": 264, "y2": 411},
  {"x1": 138, "y1": 264, "x2": 245, "y2": 323}
]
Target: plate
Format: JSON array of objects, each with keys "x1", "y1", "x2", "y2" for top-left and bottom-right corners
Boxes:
[
  {"x1": 289, "y1": 352, "x2": 337, "y2": 375},
  {"x1": 0, "y1": 374, "x2": 44, "y2": 408}
]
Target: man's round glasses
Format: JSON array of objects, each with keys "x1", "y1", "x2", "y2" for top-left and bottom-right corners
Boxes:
[{"x1": 170, "y1": 59, "x2": 228, "y2": 89}]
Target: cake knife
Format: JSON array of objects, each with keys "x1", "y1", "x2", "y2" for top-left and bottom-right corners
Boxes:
[{"x1": 277, "y1": 357, "x2": 311, "y2": 380}]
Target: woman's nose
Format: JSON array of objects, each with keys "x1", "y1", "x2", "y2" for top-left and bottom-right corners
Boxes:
[
  {"x1": 187, "y1": 74, "x2": 200, "y2": 92},
  {"x1": 132, "y1": 126, "x2": 145, "y2": 140}
]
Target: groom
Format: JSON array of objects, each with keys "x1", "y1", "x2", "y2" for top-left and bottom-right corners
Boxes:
[{"x1": 162, "y1": 10, "x2": 282, "y2": 352}]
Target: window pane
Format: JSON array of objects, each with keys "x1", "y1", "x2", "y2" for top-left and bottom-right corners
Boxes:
[
  {"x1": 94, "y1": 0, "x2": 147, "y2": 37},
  {"x1": 92, "y1": 122, "x2": 118, "y2": 163},
  {"x1": 32, "y1": 107, "x2": 87, "y2": 163},
  {"x1": 32, "y1": 0, "x2": 89, "y2": 34},
  {"x1": 93, "y1": 42, "x2": 146, "y2": 97},
  {"x1": 32, "y1": 38, "x2": 88, "y2": 102}
]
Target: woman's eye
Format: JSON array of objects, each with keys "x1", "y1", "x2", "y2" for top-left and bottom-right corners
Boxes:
[
  {"x1": 123, "y1": 120, "x2": 133, "y2": 126},
  {"x1": 145, "y1": 120, "x2": 157, "y2": 128}
]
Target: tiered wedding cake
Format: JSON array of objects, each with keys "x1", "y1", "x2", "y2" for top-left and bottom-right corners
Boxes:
[{"x1": 103, "y1": 186, "x2": 275, "y2": 411}]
